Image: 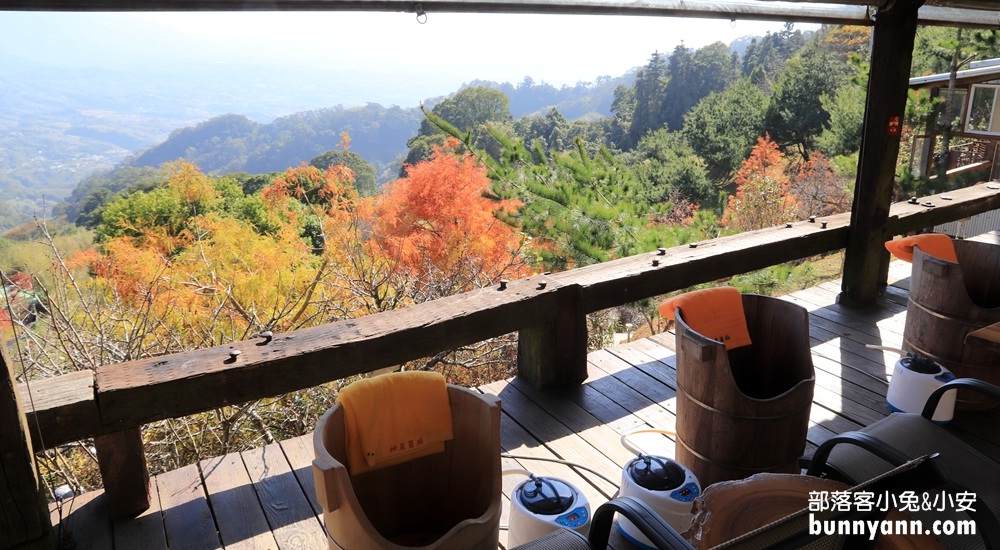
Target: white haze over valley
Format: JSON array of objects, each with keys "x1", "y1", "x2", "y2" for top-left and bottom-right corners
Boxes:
[{"x1": 133, "y1": 11, "x2": 809, "y2": 108}]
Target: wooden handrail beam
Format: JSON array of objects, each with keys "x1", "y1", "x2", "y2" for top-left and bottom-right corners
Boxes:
[
  {"x1": 561, "y1": 211, "x2": 852, "y2": 314},
  {"x1": 95, "y1": 274, "x2": 561, "y2": 430},
  {"x1": 17, "y1": 370, "x2": 100, "y2": 450},
  {"x1": 886, "y1": 181, "x2": 1000, "y2": 235}
]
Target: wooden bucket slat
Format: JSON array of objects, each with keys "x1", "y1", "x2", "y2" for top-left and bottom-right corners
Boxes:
[
  {"x1": 675, "y1": 295, "x2": 815, "y2": 488},
  {"x1": 905, "y1": 242, "x2": 1000, "y2": 410},
  {"x1": 313, "y1": 386, "x2": 501, "y2": 549}
]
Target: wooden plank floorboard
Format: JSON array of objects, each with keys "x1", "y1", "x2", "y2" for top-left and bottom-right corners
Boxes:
[
  {"x1": 810, "y1": 381, "x2": 885, "y2": 427},
  {"x1": 817, "y1": 281, "x2": 909, "y2": 317},
  {"x1": 809, "y1": 347, "x2": 890, "y2": 395},
  {"x1": 508, "y1": 376, "x2": 638, "y2": 468},
  {"x1": 783, "y1": 292, "x2": 899, "y2": 344},
  {"x1": 487, "y1": 385, "x2": 610, "y2": 513},
  {"x1": 586, "y1": 349, "x2": 679, "y2": 437},
  {"x1": 556, "y1": 380, "x2": 648, "y2": 438},
  {"x1": 51, "y1": 490, "x2": 111, "y2": 550},
  {"x1": 882, "y1": 281, "x2": 913, "y2": 308},
  {"x1": 277, "y1": 434, "x2": 323, "y2": 517},
  {"x1": 242, "y1": 443, "x2": 328, "y2": 549},
  {"x1": 200, "y1": 453, "x2": 277, "y2": 550},
  {"x1": 594, "y1": 347, "x2": 679, "y2": 412},
  {"x1": 113, "y1": 480, "x2": 167, "y2": 550},
  {"x1": 808, "y1": 338, "x2": 891, "y2": 390},
  {"x1": 604, "y1": 342, "x2": 679, "y2": 390},
  {"x1": 157, "y1": 463, "x2": 221, "y2": 549},
  {"x1": 482, "y1": 379, "x2": 620, "y2": 499},
  {"x1": 805, "y1": 307, "x2": 903, "y2": 359},
  {"x1": 489, "y1": 375, "x2": 644, "y2": 549}
]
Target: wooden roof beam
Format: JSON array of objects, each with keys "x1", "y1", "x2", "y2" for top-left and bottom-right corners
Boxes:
[{"x1": 0, "y1": 0, "x2": 997, "y2": 29}]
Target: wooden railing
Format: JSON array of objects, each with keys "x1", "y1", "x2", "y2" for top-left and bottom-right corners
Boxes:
[{"x1": 13, "y1": 182, "x2": 1000, "y2": 520}]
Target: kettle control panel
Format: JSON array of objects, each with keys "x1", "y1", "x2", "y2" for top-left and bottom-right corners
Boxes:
[
  {"x1": 670, "y1": 482, "x2": 700, "y2": 503},
  {"x1": 555, "y1": 506, "x2": 589, "y2": 528}
]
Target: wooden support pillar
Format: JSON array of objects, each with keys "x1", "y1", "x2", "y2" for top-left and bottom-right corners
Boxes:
[
  {"x1": 517, "y1": 283, "x2": 588, "y2": 389},
  {"x1": 94, "y1": 428, "x2": 150, "y2": 519},
  {"x1": 840, "y1": 0, "x2": 924, "y2": 308},
  {"x1": 0, "y1": 347, "x2": 49, "y2": 548}
]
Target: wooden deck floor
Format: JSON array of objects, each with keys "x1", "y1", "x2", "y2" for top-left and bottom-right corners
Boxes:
[{"x1": 49, "y1": 266, "x2": 1000, "y2": 549}]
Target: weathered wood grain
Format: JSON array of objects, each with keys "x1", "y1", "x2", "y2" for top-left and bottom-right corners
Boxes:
[
  {"x1": 967, "y1": 321, "x2": 1000, "y2": 354},
  {"x1": 50, "y1": 491, "x2": 110, "y2": 550},
  {"x1": 841, "y1": 0, "x2": 921, "y2": 307},
  {"x1": 887, "y1": 183, "x2": 1000, "y2": 236},
  {"x1": 242, "y1": 443, "x2": 327, "y2": 549},
  {"x1": 587, "y1": 348, "x2": 680, "y2": 429},
  {"x1": 482, "y1": 379, "x2": 620, "y2": 497},
  {"x1": 508, "y1": 376, "x2": 636, "y2": 467},
  {"x1": 562, "y1": 212, "x2": 853, "y2": 314},
  {"x1": 157, "y1": 464, "x2": 221, "y2": 549},
  {"x1": 113, "y1": 480, "x2": 167, "y2": 550},
  {"x1": 0, "y1": 346, "x2": 49, "y2": 547},
  {"x1": 518, "y1": 283, "x2": 588, "y2": 389},
  {"x1": 97, "y1": 275, "x2": 557, "y2": 428},
  {"x1": 276, "y1": 434, "x2": 322, "y2": 516},
  {"x1": 18, "y1": 370, "x2": 100, "y2": 450},
  {"x1": 45, "y1": 277, "x2": 1000, "y2": 549},
  {"x1": 200, "y1": 453, "x2": 277, "y2": 550},
  {"x1": 673, "y1": 296, "x2": 815, "y2": 487},
  {"x1": 93, "y1": 428, "x2": 150, "y2": 520},
  {"x1": 486, "y1": 380, "x2": 609, "y2": 509},
  {"x1": 75, "y1": 188, "x2": 1000, "y2": 439}
]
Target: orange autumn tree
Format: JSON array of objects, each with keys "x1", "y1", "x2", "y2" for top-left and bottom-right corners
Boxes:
[
  {"x1": 260, "y1": 161, "x2": 401, "y2": 320},
  {"x1": 375, "y1": 138, "x2": 531, "y2": 299},
  {"x1": 73, "y1": 161, "x2": 341, "y2": 358},
  {"x1": 723, "y1": 135, "x2": 799, "y2": 231}
]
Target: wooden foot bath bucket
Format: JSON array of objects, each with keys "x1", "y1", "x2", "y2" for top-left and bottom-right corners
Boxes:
[
  {"x1": 904, "y1": 239, "x2": 1000, "y2": 410},
  {"x1": 664, "y1": 292, "x2": 815, "y2": 488},
  {"x1": 312, "y1": 384, "x2": 502, "y2": 550}
]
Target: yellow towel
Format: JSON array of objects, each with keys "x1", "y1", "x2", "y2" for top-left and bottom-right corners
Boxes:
[
  {"x1": 336, "y1": 371, "x2": 453, "y2": 475},
  {"x1": 658, "y1": 287, "x2": 752, "y2": 350},
  {"x1": 885, "y1": 234, "x2": 958, "y2": 263}
]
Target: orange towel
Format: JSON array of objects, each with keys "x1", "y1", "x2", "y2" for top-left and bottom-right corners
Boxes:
[
  {"x1": 884, "y1": 234, "x2": 958, "y2": 263},
  {"x1": 658, "y1": 287, "x2": 752, "y2": 350},
  {"x1": 336, "y1": 371, "x2": 453, "y2": 475}
]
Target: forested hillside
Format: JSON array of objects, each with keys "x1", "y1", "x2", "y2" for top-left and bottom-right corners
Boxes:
[
  {"x1": 472, "y1": 73, "x2": 636, "y2": 120},
  {"x1": 130, "y1": 106, "x2": 423, "y2": 178}
]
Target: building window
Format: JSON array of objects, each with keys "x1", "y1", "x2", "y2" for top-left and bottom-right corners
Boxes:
[{"x1": 966, "y1": 84, "x2": 1000, "y2": 134}]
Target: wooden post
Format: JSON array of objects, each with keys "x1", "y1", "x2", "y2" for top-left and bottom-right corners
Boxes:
[
  {"x1": 0, "y1": 346, "x2": 49, "y2": 548},
  {"x1": 840, "y1": 0, "x2": 923, "y2": 308},
  {"x1": 517, "y1": 283, "x2": 588, "y2": 389},
  {"x1": 94, "y1": 428, "x2": 150, "y2": 519}
]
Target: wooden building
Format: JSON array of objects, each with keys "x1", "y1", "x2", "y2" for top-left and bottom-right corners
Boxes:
[{"x1": 910, "y1": 59, "x2": 1000, "y2": 182}]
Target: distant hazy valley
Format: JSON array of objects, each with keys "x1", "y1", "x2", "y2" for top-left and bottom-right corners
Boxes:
[{"x1": 1, "y1": 11, "x2": 772, "y2": 230}]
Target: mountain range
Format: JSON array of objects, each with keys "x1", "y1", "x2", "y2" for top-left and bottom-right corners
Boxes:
[{"x1": 0, "y1": 10, "x2": 763, "y2": 231}]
